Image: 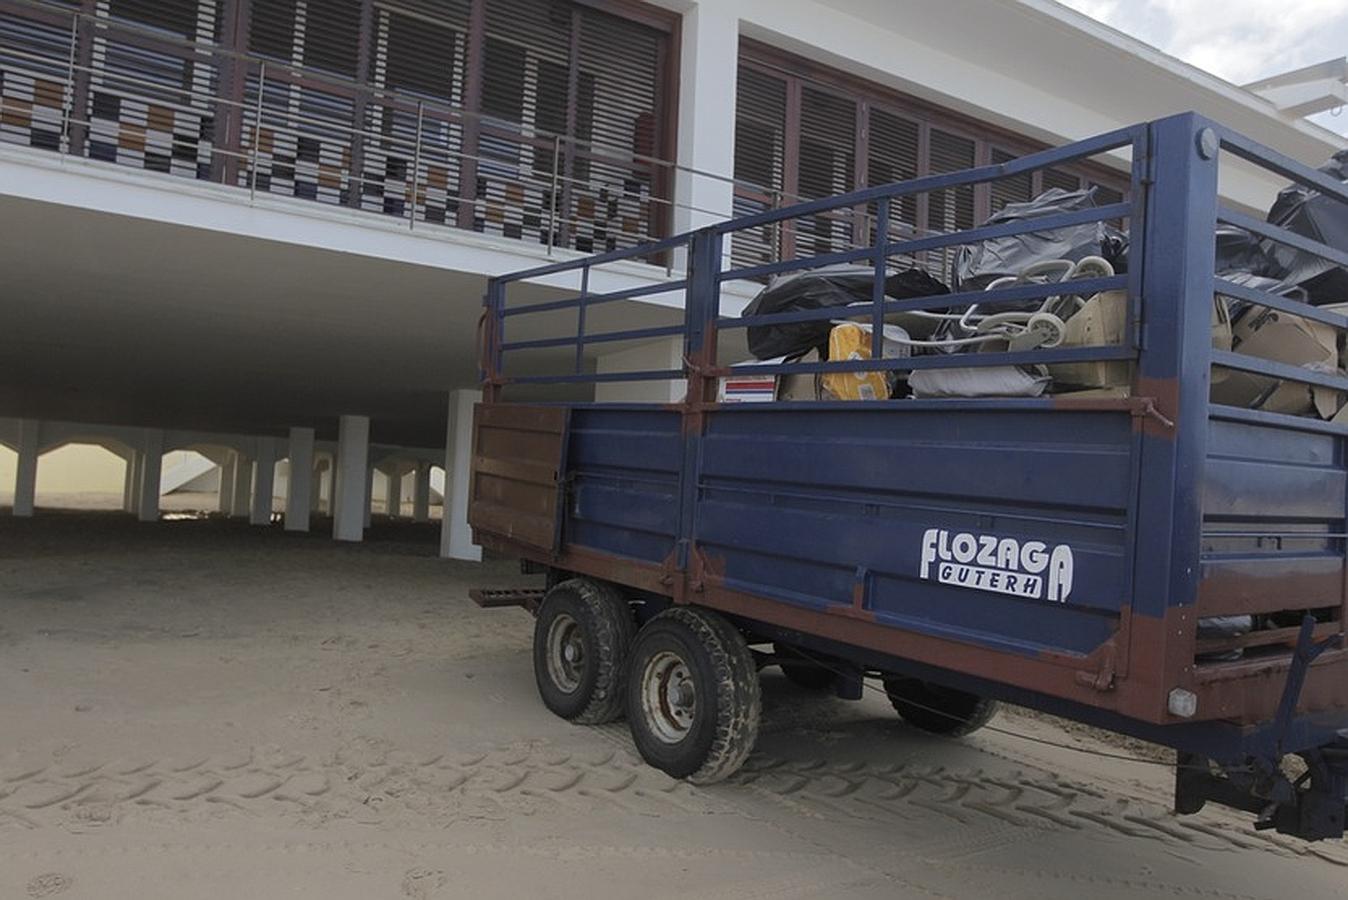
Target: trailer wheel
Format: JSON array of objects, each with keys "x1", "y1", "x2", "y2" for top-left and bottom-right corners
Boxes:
[
  {"x1": 883, "y1": 676, "x2": 999, "y2": 737},
  {"x1": 625, "y1": 607, "x2": 761, "y2": 784},
  {"x1": 532, "y1": 579, "x2": 635, "y2": 725},
  {"x1": 774, "y1": 642, "x2": 837, "y2": 691}
]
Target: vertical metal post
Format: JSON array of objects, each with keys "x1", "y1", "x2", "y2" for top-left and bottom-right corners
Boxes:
[
  {"x1": 481, "y1": 279, "x2": 505, "y2": 404},
  {"x1": 249, "y1": 61, "x2": 266, "y2": 203},
  {"x1": 1127, "y1": 113, "x2": 1218, "y2": 712},
  {"x1": 871, "y1": 197, "x2": 890, "y2": 363},
  {"x1": 409, "y1": 100, "x2": 424, "y2": 230},
  {"x1": 674, "y1": 228, "x2": 723, "y2": 587},
  {"x1": 574, "y1": 264, "x2": 590, "y2": 375},
  {"x1": 771, "y1": 189, "x2": 783, "y2": 262},
  {"x1": 546, "y1": 135, "x2": 562, "y2": 256},
  {"x1": 60, "y1": 12, "x2": 79, "y2": 155}
]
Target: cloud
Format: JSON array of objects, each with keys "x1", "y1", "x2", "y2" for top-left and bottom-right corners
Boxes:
[{"x1": 1059, "y1": 0, "x2": 1348, "y2": 135}]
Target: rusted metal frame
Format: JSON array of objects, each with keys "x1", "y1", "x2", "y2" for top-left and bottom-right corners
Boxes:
[
  {"x1": 1195, "y1": 621, "x2": 1343, "y2": 655},
  {"x1": 1191, "y1": 651, "x2": 1348, "y2": 724},
  {"x1": 480, "y1": 279, "x2": 505, "y2": 403},
  {"x1": 470, "y1": 587, "x2": 545, "y2": 612},
  {"x1": 674, "y1": 229, "x2": 722, "y2": 595},
  {"x1": 1127, "y1": 114, "x2": 1220, "y2": 722},
  {"x1": 455, "y1": 0, "x2": 487, "y2": 230},
  {"x1": 345, "y1": 0, "x2": 375, "y2": 209},
  {"x1": 1197, "y1": 563, "x2": 1344, "y2": 615},
  {"x1": 483, "y1": 522, "x2": 1312, "y2": 726}
]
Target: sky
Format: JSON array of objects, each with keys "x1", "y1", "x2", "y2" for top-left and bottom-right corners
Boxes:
[{"x1": 1058, "y1": 0, "x2": 1348, "y2": 137}]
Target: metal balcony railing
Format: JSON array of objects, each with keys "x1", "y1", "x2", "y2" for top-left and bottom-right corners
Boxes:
[{"x1": 0, "y1": 0, "x2": 762, "y2": 265}]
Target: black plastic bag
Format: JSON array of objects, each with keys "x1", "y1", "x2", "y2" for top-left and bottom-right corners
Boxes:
[
  {"x1": 1215, "y1": 223, "x2": 1273, "y2": 278},
  {"x1": 741, "y1": 265, "x2": 949, "y2": 360},
  {"x1": 952, "y1": 187, "x2": 1128, "y2": 292},
  {"x1": 1264, "y1": 149, "x2": 1348, "y2": 305}
]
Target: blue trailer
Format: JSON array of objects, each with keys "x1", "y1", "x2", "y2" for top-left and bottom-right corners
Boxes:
[{"x1": 468, "y1": 113, "x2": 1348, "y2": 840}]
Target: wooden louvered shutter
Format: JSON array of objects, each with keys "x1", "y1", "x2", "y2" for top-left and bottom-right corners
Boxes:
[
  {"x1": 926, "y1": 128, "x2": 976, "y2": 281},
  {"x1": 1042, "y1": 167, "x2": 1082, "y2": 194},
  {"x1": 990, "y1": 146, "x2": 1032, "y2": 214},
  {"x1": 796, "y1": 85, "x2": 856, "y2": 257},
  {"x1": 89, "y1": 0, "x2": 223, "y2": 178},
  {"x1": 866, "y1": 107, "x2": 919, "y2": 241},
  {"x1": 732, "y1": 64, "x2": 788, "y2": 268},
  {"x1": 363, "y1": 1, "x2": 471, "y2": 222},
  {"x1": 574, "y1": 6, "x2": 665, "y2": 251}
]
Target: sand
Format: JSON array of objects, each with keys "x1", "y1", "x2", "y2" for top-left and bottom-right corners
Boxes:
[{"x1": 1, "y1": 509, "x2": 1345, "y2": 899}]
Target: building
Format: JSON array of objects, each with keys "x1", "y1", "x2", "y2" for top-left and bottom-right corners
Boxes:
[{"x1": 2, "y1": 0, "x2": 1345, "y2": 556}]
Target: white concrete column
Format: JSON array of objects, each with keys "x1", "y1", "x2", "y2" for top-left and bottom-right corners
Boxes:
[
  {"x1": 250, "y1": 436, "x2": 277, "y2": 526},
  {"x1": 229, "y1": 453, "x2": 252, "y2": 518},
  {"x1": 385, "y1": 466, "x2": 404, "y2": 518},
  {"x1": 216, "y1": 453, "x2": 235, "y2": 514},
  {"x1": 440, "y1": 389, "x2": 482, "y2": 561},
  {"x1": 333, "y1": 415, "x2": 370, "y2": 542},
  {"x1": 311, "y1": 460, "x2": 327, "y2": 513},
  {"x1": 672, "y1": 2, "x2": 738, "y2": 242},
  {"x1": 595, "y1": 336, "x2": 687, "y2": 403},
  {"x1": 363, "y1": 463, "x2": 374, "y2": 528},
  {"x1": 12, "y1": 419, "x2": 41, "y2": 518},
  {"x1": 123, "y1": 450, "x2": 142, "y2": 514},
  {"x1": 412, "y1": 461, "x2": 431, "y2": 522},
  {"x1": 285, "y1": 427, "x2": 315, "y2": 532},
  {"x1": 136, "y1": 429, "x2": 164, "y2": 523}
]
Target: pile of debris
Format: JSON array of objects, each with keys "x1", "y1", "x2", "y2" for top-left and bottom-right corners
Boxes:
[{"x1": 729, "y1": 159, "x2": 1348, "y2": 420}]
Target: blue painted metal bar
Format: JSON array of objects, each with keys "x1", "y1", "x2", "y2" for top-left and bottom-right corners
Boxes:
[
  {"x1": 503, "y1": 278, "x2": 687, "y2": 317},
  {"x1": 1215, "y1": 278, "x2": 1348, "y2": 328},
  {"x1": 1131, "y1": 113, "x2": 1218, "y2": 632},
  {"x1": 507, "y1": 369, "x2": 685, "y2": 385},
  {"x1": 502, "y1": 323, "x2": 686, "y2": 352},
  {"x1": 721, "y1": 203, "x2": 1131, "y2": 284},
  {"x1": 496, "y1": 232, "x2": 690, "y2": 284},
  {"x1": 727, "y1": 344, "x2": 1130, "y2": 377},
  {"x1": 1212, "y1": 350, "x2": 1348, "y2": 392},
  {"x1": 679, "y1": 228, "x2": 724, "y2": 573},
  {"x1": 716, "y1": 275, "x2": 1127, "y2": 330},
  {"x1": 1214, "y1": 124, "x2": 1348, "y2": 206},
  {"x1": 714, "y1": 125, "x2": 1142, "y2": 235},
  {"x1": 574, "y1": 264, "x2": 590, "y2": 375},
  {"x1": 1218, "y1": 206, "x2": 1348, "y2": 271},
  {"x1": 1210, "y1": 404, "x2": 1348, "y2": 437},
  {"x1": 871, "y1": 198, "x2": 890, "y2": 361}
]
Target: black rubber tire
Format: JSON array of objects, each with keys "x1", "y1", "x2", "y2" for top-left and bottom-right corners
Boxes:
[
  {"x1": 774, "y1": 642, "x2": 836, "y2": 691},
  {"x1": 883, "y1": 676, "x2": 999, "y2": 737},
  {"x1": 625, "y1": 607, "x2": 761, "y2": 784},
  {"x1": 532, "y1": 579, "x2": 635, "y2": 725}
]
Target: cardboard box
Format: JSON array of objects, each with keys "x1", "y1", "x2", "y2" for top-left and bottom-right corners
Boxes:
[
  {"x1": 1049, "y1": 291, "x2": 1232, "y2": 391},
  {"x1": 1210, "y1": 307, "x2": 1338, "y2": 417}
]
